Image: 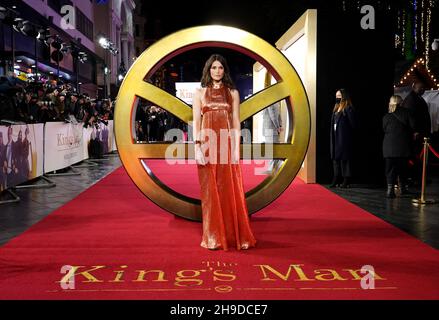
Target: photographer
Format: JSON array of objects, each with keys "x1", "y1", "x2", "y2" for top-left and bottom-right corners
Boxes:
[
  {"x1": 65, "y1": 92, "x2": 79, "y2": 120},
  {"x1": 27, "y1": 90, "x2": 41, "y2": 123},
  {"x1": 74, "y1": 95, "x2": 89, "y2": 122},
  {"x1": 36, "y1": 97, "x2": 58, "y2": 122},
  {"x1": 55, "y1": 90, "x2": 67, "y2": 120}
]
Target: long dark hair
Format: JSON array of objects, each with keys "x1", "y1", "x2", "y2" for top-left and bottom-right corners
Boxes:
[
  {"x1": 333, "y1": 88, "x2": 353, "y2": 112},
  {"x1": 200, "y1": 54, "x2": 235, "y2": 89}
]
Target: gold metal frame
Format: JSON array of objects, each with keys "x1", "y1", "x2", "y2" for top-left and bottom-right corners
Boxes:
[{"x1": 114, "y1": 25, "x2": 311, "y2": 221}]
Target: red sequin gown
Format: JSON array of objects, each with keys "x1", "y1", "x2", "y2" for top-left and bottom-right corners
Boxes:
[{"x1": 197, "y1": 86, "x2": 256, "y2": 250}]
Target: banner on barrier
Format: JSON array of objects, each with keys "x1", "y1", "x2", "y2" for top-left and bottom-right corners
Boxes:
[
  {"x1": 44, "y1": 122, "x2": 85, "y2": 173},
  {"x1": 83, "y1": 126, "x2": 93, "y2": 159},
  {"x1": 82, "y1": 121, "x2": 115, "y2": 158},
  {"x1": 0, "y1": 124, "x2": 44, "y2": 191},
  {"x1": 108, "y1": 120, "x2": 117, "y2": 151},
  {"x1": 97, "y1": 121, "x2": 111, "y2": 155}
]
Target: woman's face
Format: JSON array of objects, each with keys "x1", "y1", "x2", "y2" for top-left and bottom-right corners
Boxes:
[
  {"x1": 210, "y1": 60, "x2": 224, "y2": 82},
  {"x1": 335, "y1": 91, "x2": 342, "y2": 99}
]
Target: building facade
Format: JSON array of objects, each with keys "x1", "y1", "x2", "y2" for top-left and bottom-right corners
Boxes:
[
  {"x1": 0, "y1": 0, "x2": 135, "y2": 99},
  {"x1": 94, "y1": 0, "x2": 135, "y2": 99},
  {"x1": 133, "y1": 0, "x2": 148, "y2": 59}
]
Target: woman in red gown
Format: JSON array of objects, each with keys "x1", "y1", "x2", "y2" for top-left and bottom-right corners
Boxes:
[{"x1": 192, "y1": 54, "x2": 256, "y2": 251}]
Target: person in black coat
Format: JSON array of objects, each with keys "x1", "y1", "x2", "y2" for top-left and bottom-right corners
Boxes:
[
  {"x1": 147, "y1": 106, "x2": 160, "y2": 142},
  {"x1": 402, "y1": 81, "x2": 431, "y2": 139},
  {"x1": 401, "y1": 81, "x2": 431, "y2": 184},
  {"x1": 383, "y1": 95, "x2": 415, "y2": 198},
  {"x1": 329, "y1": 89, "x2": 356, "y2": 188}
]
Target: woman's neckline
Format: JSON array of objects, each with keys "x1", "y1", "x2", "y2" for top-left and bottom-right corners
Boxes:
[{"x1": 212, "y1": 82, "x2": 223, "y2": 89}]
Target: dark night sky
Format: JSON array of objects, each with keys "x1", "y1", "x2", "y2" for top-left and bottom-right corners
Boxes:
[
  {"x1": 139, "y1": 0, "x2": 439, "y2": 91},
  {"x1": 141, "y1": 0, "x2": 327, "y2": 90},
  {"x1": 142, "y1": 0, "x2": 322, "y2": 44},
  {"x1": 140, "y1": 0, "x2": 438, "y2": 52}
]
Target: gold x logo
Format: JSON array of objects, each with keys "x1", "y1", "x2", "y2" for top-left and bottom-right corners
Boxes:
[{"x1": 115, "y1": 25, "x2": 310, "y2": 221}]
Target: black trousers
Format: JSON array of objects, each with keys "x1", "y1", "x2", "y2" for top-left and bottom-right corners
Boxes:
[
  {"x1": 332, "y1": 160, "x2": 352, "y2": 179},
  {"x1": 385, "y1": 158, "x2": 408, "y2": 185}
]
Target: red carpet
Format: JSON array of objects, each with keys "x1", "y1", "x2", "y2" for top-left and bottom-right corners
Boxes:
[{"x1": 0, "y1": 160, "x2": 439, "y2": 300}]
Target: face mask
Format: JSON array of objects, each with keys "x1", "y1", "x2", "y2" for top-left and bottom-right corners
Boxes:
[{"x1": 335, "y1": 98, "x2": 342, "y2": 104}]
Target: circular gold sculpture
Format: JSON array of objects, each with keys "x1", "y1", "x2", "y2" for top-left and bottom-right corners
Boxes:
[{"x1": 115, "y1": 25, "x2": 310, "y2": 221}]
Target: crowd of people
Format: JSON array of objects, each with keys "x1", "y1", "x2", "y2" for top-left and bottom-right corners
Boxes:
[
  {"x1": 0, "y1": 75, "x2": 114, "y2": 128},
  {"x1": 135, "y1": 104, "x2": 187, "y2": 142},
  {"x1": 329, "y1": 81, "x2": 434, "y2": 198},
  {"x1": 0, "y1": 75, "x2": 116, "y2": 190}
]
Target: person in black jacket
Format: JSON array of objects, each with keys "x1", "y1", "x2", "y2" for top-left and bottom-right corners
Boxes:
[
  {"x1": 383, "y1": 95, "x2": 415, "y2": 198},
  {"x1": 402, "y1": 81, "x2": 431, "y2": 139},
  {"x1": 329, "y1": 89, "x2": 356, "y2": 188},
  {"x1": 401, "y1": 81, "x2": 431, "y2": 184}
]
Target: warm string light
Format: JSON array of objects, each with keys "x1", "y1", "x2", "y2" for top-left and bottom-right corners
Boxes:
[
  {"x1": 396, "y1": 57, "x2": 439, "y2": 88},
  {"x1": 396, "y1": 8, "x2": 402, "y2": 49},
  {"x1": 402, "y1": 9, "x2": 406, "y2": 55},
  {"x1": 414, "y1": 0, "x2": 417, "y2": 51},
  {"x1": 425, "y1": 0, "x2": 432, "y2": 68},
  {"x1": 421, "y1": 0, "x2": 425, "y2": 42},
  {"x1": 397, "y1": 9, "x2": 401, "y2": 30},
  {"x1": 395, "y1": 34, "x2": 401, "y2": 49}
]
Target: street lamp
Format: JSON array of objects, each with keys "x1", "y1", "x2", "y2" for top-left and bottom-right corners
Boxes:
[
  {"x1": 69, "y1": 42, "x2": 88, "y2": 92},
  {"x1": 98, "y1": 36, "x2": 118, "y2": 55},
  {"x1": 117, "y1": 61, "x2": 126, "y2": 84},
  {"x1": 103, "y1": 65, "x2": 110, "y2": 99},
  {"x1": 98, "y1": 35, "x2": 118, "y2": 99},
  {"x1": 98, "y1": 36, "x2": 109, "y2": 48}
]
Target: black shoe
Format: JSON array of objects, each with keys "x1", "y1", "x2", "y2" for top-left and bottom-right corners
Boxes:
[
  {"x1": 386, "y1": 184, "x2": 396, "y2": 198},
  {"x1": 329, "y1": 177, "x2": 339, "y2": 188},
  {"x1": 340, "y1": 178, "x2": 351, "y2": 188}
]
